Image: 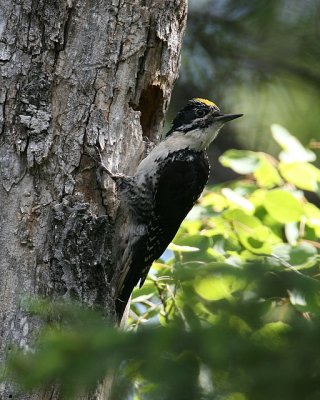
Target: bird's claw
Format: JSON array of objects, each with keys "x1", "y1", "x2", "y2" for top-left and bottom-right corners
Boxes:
[{"x1": 85, "y1": 145, "x2": 125, "y2": 183}]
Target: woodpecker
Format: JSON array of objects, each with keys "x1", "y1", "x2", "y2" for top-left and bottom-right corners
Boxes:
[{"x1": 103, "y1": 98, "x2": 242, "y2": 321}]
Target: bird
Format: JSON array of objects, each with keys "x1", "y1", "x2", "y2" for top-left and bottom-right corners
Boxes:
[{"x1": 101, "y1": 98, "x2": 243, "y2": 321}]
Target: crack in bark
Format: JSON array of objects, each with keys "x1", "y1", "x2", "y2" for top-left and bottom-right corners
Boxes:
[{"x1": 61, "y1": 3, "x2": 74, "y2": 51}]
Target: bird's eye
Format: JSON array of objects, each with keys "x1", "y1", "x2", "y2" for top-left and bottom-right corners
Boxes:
[{"x1": 196, "y1": 109, "x2": 206, "y2": 117}]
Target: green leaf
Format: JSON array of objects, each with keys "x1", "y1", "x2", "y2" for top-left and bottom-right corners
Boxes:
[
  {"x1": 179, "y1": 219, "x2": 202, "y2": 235},
  {"x1": 279, "y1": 162, "x2": 320, "y2": 192},
  {"x1": 289, "y1": 243, "x2": 318, "y2": 268},
  {"x1": 194, "y1": 274, "x2": 245, "y2": 301},
  {"x1": 271, "y1": 124, "x2": 316, "y2": 162},
  {"x1": 253, "y1": 155, "x2": 282, "y2": 188},
  {"x1": 272, "y1": 243, "x2": 318, "y2": 269},
  {"x1": 252, "y1": 321, "x2": 290, "y2": 350},
  {"x1": 263, "y1": 189, "x2": 303, "y2": 223},
  {"x1": 223, "y1": 209, "x2": 280, "y2": 254},
  {"x1": 168, "y1": 243, "x2": 199, "y2": 253},
  {"x1": 219, "y1": 150, "x2": 260, "y2": 174},
  {"x1": 221, "y1": 188, "x2": 254, "y2": 213},
  {"x1": 201, "y1": 192, "x2": 228, "y2": 212},
  {"x1": 225, "y1": 393, "x2": 247, "y2": 400},
  {"x1": 173, "y1": 235, "x2": 213, "y2": 262},
  {"x1": 303, "y1": 203, "x2": 320, "y2": 236}
]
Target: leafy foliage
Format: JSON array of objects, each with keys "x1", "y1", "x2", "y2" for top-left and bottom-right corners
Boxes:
[{"x1": 3, "y1": 127, "x2": 320, "y2": 400}]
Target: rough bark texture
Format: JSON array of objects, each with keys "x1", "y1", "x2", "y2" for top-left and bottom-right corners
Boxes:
[{"x1": 0, "y1": 0, "x2": 187, "y2": 398}]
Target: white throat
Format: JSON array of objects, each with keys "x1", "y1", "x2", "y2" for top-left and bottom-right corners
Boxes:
[
  {"x1": 135, "y1": 125, "x2": 222, "y2": 178},
  {"x1": 184, "y1": 124, "x2": 223, "y2": 150}
]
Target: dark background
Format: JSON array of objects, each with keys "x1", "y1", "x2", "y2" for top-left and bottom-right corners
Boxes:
[{"x1": 167, "y1": 0, "x2": 320, "y2": 182}]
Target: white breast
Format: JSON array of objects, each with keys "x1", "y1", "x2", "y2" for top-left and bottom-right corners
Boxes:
[{"x1": 135, "y1": 124, "x2": 221, "y2": 179}]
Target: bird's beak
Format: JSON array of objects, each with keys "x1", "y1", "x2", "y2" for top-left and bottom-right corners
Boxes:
[{"x1": 215, "y1": 113, "x2": 243, "y2": 122}]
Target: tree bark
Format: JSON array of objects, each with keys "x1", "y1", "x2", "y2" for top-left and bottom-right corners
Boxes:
[{"x1": 0, "y1": 0, "x2": 187, "y2": 398}]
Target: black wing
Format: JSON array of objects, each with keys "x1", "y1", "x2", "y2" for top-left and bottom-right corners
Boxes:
[
  {"x1": 116, "y1": 150, "x2": 209, "y2": 320},
  {"x1": 151, "y1": 150, "x2": 209, "y2": 259}
]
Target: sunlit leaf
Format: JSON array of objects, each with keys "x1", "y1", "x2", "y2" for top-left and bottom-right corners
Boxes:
[
  {"x1": 221, "y1": 188, "x2": 254, "y2": 213},
  {"x1": 279, "y1": 162, "x2": 320, "y2": 192},
  {"x1": 304, "y1": 203, "x2": 320, "y2": 236},
  {"x1": 168, "y1": 243, "x2": 199, "y2": 252},
  {"x1": 180, "y1": 219, "x2": 202, "y2": 235},
  {"x1": 304, "y1": 202, "x2": 320, "y2": 223},
  {"x1": 173, "y1": 235, "x2": 214, "y2": 262},
  {"x1": 219, "y1": 150, "x2": 260, "y2": 174},
  {"x1": 194, "y1": 274, "x2": 245, "y2": 301},
  {"x1": 252, "y1": 321, "x2": 291, "y2": 350},
  {"x1": 271, "y1": 124, "x2": 316, "y2": 162},
  {"x1": 201, "y1": 192, "x2": 228, "y2": 212},
  {"x1": 263, "y1": 189, "x2": 303, "y2": 223},
  {"x1": 254, "y1": 155, "x2": 282, "y2": 187},
  {"x1": 151, "y1": 262, "x2": 172, "y2": 272},
  {"x1": 223, "y1": 209, "x2": 280, "y2": 254}
]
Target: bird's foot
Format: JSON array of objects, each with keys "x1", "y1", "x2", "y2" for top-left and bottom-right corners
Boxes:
[{"x1": 85, "y1": 145, "x2": 125, "y2": 183}]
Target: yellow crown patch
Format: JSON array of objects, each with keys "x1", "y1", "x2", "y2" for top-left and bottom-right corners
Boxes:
[{"x1": 193, "y1": 98, "x2": 220, "y2": 109}]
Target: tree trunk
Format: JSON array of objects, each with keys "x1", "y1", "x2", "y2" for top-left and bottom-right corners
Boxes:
[{"x1": 0, "y1": 0, "x2": 187, "y2": 398}]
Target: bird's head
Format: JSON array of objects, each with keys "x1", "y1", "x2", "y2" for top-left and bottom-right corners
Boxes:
[{"x1": 166, "y1": 98, "x2": 243, "y2": 150}]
